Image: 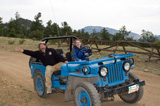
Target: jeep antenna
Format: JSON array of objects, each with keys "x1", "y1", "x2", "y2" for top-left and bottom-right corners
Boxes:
[{"x1": 50, "y1": 0, "x2": 60, "y2": 36}]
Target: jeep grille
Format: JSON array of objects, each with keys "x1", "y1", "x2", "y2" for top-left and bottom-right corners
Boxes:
[{"x1": 108, "y1": 63, "x2": 124, "y2": 83}]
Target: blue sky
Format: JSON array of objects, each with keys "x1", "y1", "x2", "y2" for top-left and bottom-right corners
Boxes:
[{"x1": 1, "y1": 0, "x2": 160, "y2": 35}]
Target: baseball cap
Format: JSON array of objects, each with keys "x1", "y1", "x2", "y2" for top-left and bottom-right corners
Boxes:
[{"x1": 39, "y1": 41, "x2": 46, "y2": 44}]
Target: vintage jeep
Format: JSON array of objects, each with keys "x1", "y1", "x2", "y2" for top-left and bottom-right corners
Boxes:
[{"x1": 29, "y1": 36, "x2": 145, "y2": 106}]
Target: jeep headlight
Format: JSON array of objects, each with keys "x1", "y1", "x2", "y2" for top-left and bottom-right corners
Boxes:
[
  {"x1": 99, "y1": 66, "x2": 108, "y2": 77},
  {"x1": 82, "y1": 67, "x2": 88, "y2": 73},
  {"x1": 123, "y1": 61, "x2": 131, "y2": 72},
  {"x1": 82, "y1": 66, "x2": 90, "y2": 75}
]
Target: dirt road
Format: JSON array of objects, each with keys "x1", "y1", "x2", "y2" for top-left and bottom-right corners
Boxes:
[{"x1": 0, "y1": 50, "x2": 160, "y2": 106}]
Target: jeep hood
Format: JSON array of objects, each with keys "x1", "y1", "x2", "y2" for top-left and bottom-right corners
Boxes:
[{"x1": 67, "y1": 53, "x2": 134, "y2": 65}]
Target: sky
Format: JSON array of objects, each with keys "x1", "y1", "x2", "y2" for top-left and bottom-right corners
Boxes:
[{"x1": 1, "y1": 0, "x2": 160, "y2": 35}]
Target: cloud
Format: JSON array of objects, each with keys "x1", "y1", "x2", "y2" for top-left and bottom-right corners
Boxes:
[{"x1": 0, "y1": 0, "x2": 160, "y2": 34}]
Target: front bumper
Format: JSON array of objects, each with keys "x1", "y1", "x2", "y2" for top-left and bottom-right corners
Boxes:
[{"x1": 103, "y1": 80, "x2": 145, "y2": 98}]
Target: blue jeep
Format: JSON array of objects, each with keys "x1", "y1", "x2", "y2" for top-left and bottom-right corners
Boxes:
[{"x1": 29, "y1": 36, "x2": 145, "y2": 106}]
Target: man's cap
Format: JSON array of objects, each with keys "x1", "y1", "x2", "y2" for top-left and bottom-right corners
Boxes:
[{"x1": 39, "y1": 41, "x2": 46, "y2": 44}]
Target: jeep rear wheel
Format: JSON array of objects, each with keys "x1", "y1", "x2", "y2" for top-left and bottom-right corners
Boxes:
[
  {"x1": 74, "y1": 82, "x2": 101, "y2": 106},
  {"x1": 119, "y1": 72, "x2": 144, "y2": 103}
]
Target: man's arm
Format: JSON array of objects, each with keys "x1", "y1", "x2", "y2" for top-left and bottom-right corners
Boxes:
[
  {"x1": 15, "y1": 47, "x2": 24, "y2": 53},
  {"x1": 15, "y1": 47, "x2": 38, "y2": 58}
]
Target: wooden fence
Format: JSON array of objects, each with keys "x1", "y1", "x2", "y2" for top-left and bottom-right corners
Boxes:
[{"x1": 79, "y1": 37, "x2": 160, "y2": 62}]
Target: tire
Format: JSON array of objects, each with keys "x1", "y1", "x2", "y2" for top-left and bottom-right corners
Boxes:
[
  {"x1": 29, "y1": 57, "x2": 36, "y2": 68},
  {"x1": 74, "y1": 82, "x2": 101, "y2": 106},
  {"x1": 119, "y1": 72, "x2": 144, "y2": 103},
  {"x1": 29, "y1": 57, "x2": 43, "y2": 68},
  {"x1": 34, "y1": 71, "x2": 48, "y2": 98}
]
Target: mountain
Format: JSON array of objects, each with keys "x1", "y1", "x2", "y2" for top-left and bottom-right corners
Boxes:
[
  {"x1": 81, "y1": 26, "x2": 141, "y2": 40},
  {"x1": 156, "y1": 35, "x2": 160, "y2": 39}
]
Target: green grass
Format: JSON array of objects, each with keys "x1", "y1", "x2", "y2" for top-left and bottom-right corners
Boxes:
[
  {"x1": 0, "y1": 103, "x2": 4, "y2": 106},
  {"x1": 28, "y1": 94, "x2": 32, "y2": 100},
  {"x1": 25, "y1": 99, "x2": 28, "y2": 106},
  {"x1": 19, "y1": 39, "x2": 26, "y2": 45},
  {"x1": 7, "y1": 103, "x2": 12, "y2": 106},
  {"x1": 156, "y1": 73, "x2": 160, "y2": 76},
  {"x1": 156, "y1": 40, "x2": 160, "y2": 45},
  {"x1": 8, "y1": 40, "x2": 15, "y2": 45},
  {"x1": 19, "y1": 85, "x2": 23, "y2": 88}
]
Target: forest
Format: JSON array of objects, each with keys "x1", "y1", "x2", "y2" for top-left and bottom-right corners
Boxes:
[{"x1": 0, "y1": 12, "x2": 159, "y2": 43}]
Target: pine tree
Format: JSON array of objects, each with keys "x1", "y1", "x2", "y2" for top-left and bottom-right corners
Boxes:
[
  {"x1": 61, "y1": 21, "x2": 72, "y2": 36},
  {"x1": 30, "y1": 12, "x2": 44, "y2": 39},
  {"x1": 0, "y1": 17, "x2": 3, "y2": 36},
  {"x1": 100, "y1": 28, "x2": 110, "y2": 40},
  {"x1": 113, "y1": 25, "x2": 131, "y2": 41},
  {"x1": 30, "y1": 12, "x2": 44, "y2": 32}
]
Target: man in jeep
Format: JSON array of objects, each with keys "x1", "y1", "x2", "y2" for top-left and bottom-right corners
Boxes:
[{"x1": 15, "y1": 41, "x2": 68, "y2": 94}]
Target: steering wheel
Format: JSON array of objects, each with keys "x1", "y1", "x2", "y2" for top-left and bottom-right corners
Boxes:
[
  {"x1": 78, "y1": 46, "x2": 92, "y2": 58},
  {"x1": 80, "y1": 46, "x2": 91, "y2": 53}
]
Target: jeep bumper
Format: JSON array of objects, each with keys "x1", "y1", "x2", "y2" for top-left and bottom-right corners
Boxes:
[{"x1": 103, "y1": 80, "x2": 145, "y2": 98}]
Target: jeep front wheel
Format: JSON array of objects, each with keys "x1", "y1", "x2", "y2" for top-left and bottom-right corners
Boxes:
[
  {"x1": 119, "y1": 72, "x2": 144, "y2": 103},
  {"x1": 74, "y1": 82, "x2": 101, "y2": 106},
  {"x1": 34, "y1": 71, "x2": 48, "y2": 98}
]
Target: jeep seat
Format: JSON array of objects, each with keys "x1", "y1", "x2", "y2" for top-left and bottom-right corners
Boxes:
[
  {"x1": 56, "y1": 49, "x2": 64, "y2": 56},
  {"x1": 66, "y1": 52, "x2": 72, "y2": 61},
  {"x1": 52, "y1": 70, "x2": 61, "y2": 76}
]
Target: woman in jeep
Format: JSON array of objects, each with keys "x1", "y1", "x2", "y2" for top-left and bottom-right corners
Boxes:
[{"x1": 71, "y1": 39, "x2": 92, "y2": 61}]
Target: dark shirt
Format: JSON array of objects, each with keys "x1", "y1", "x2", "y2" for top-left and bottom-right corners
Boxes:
[{"x1": 23, "y1": 48, "x2": 66, "y2": 66}]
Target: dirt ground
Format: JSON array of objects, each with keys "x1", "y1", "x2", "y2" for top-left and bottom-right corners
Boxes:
[
  {"x1": 0, "y1": 50, "x2": 160, "y2": 106},
  {"x1": 0, "y1": 37, "x2": 160, "y2": 106}
]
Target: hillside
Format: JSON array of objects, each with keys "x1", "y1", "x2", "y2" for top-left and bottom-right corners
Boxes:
[
  {"x1": 3, "y1": 18, "x2": 32, "y2": 30},
  {"x1": 156, "y1": 35, "x2": 160, "y2": 39},
  {"x1": 81, "y1": 26, "x2": 141, "y2": 40},
  {"x1": 18, "y1": 18, "x2": 32, "y2": 30}
]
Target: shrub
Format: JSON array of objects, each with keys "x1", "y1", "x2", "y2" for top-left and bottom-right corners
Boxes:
[
  {"x1": 8, "y1": 40, "x2": 15, "y2": 45},
  {"x1": 28, "y1": 30, "x2": 44, "y2": 40},
  {"x1": 48, "y1": 39, "x2": 58, "y2": 44},
  {"x1": 19, "y1": 39, "x2": 26, "y2": 45},
  {"x1": 156, "y1": 40, "x2": 160, "y2": 45}
]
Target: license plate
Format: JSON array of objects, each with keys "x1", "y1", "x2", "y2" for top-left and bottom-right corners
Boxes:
[{"x1": 128, "y1": 84, "x2": 139, "y2": 94}]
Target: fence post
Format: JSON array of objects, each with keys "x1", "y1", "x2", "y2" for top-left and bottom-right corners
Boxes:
[{"x1": 113, "y1": 41, "x2": 120, "y2": 54}]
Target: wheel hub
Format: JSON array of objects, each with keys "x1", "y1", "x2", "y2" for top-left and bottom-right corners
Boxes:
[{"x1": 80, "y1": 97, "x2": 88, "y2": 103}]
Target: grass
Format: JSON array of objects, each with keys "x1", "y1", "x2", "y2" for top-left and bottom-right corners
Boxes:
[
  {"x1": 157, "y1": 73, "x2": 160, "y2": 76},
  {"x1": 0, "y1": 37, "x2": 39, "y2": 51},
  {"x1": 19, "y1": 84, "x2": 23, "y2": 88},
  {"x1": 156, "y1": 40, "x2": 160, "y2": 45},
  {"x1": 0, "y1": 98, "x2": 7, "y2": 106},
  {"x1": 0, "y1": 36, "x2": 160, "y2": 76},
  {"x1": 28, "y1": 94, "x2": 32, "y2": 100},
  {"x1": 19, "y1": 39, "x2": 26, "y2": 45},
  {"x1": 7, "y1": 103, "x2": 12, "y2": 106},
  {"x1": 25, "y1": 99, "x2": 28, "y2": 106},
  {"x1": 0, "y1": 103, "x2": 4, "y2": 106},
  {"x1": 8, "y1": 40, "x2": 15, "y2": 45},
  {"x1": 10, "y1": 96, "x2": 15, "y2": 100}
]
